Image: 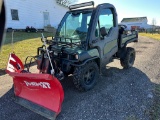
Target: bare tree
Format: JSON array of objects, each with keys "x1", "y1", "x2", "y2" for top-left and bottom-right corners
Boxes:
[
  {"x1": 56, "y1": 0, "x2": 78, "y2": 7},
  {"x1": 152, "y1": 18, "x2": 156, "y2": 34}
]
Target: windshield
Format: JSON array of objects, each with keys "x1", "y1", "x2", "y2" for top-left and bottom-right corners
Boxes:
[{"x1": 56, "y1": 10, "x2": 93, "y2": 44}]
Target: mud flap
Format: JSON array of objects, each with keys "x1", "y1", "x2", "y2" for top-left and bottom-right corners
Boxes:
[{"x1": 6, "y1": 53, "x2": 64, "y2": 120}]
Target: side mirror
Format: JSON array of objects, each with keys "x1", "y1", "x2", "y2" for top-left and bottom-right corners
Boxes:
[{"x1": 100, "y1": 27, "x2": 107, "y2": 38}]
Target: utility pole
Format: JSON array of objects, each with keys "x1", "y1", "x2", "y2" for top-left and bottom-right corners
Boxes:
[{"x1": 152, "y1": 18, "x2": 156, "y2": 34}]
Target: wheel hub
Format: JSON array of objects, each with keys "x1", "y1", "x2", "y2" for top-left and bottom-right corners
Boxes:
[{"x1": 84, "y1": 68, "x2": 95, "y2": 85}]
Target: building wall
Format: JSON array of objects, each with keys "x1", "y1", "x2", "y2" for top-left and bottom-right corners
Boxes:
[
  {"x1": 5, "y1": 0, "x2": 68, "y2": 29},
  {"x1": 121, "y1": 19, "x2": 151, "y2": 30}
]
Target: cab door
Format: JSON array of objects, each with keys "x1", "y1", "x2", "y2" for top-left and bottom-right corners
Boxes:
[
  {"x1": 99, "y1": 8, "x2": 118, "y2": 58},
  {"x1": 90, "y1": 7, "x2": 118, "y2": 63}
]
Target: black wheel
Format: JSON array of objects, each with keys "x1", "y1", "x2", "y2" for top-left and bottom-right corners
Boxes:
[
  {"x1": 73, "y1": 61, "x2": 99, "y2": 91},
  {"x1": 120, "y1": 47, "x2": 135, "y2": 69}
]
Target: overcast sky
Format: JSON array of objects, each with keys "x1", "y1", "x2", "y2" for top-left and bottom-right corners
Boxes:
[{"x1": 76, "y1": 0, "x2": 160, "y2": 25}]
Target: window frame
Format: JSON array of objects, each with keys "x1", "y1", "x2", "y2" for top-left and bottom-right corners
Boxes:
[
  {"x1": 11, "y1": 9, "x2": 19, "y2": 21},
  {"x1": 95, "y1": 8, "x2": 115, "y2": 38}
]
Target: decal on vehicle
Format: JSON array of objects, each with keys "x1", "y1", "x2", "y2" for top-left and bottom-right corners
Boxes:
[{"x1": 24, "y1": 81, "x2": 51, "y2": 89}]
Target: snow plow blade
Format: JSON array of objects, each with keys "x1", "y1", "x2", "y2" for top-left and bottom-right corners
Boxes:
[{"x1": 6, "y1": 53, "x2": 64, "y2": 120}]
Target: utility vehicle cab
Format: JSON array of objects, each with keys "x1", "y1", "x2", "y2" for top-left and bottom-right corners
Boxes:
[{"x1": 55, "y1": 1, "x2": 119, "y2": 51}]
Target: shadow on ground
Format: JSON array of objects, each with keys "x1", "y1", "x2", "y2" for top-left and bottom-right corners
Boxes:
[
  {"x1": 0, "y1": 67, "x2": 156, "y2": 120},
  {"x1": 0, "y1": 69, "x2": 6, "y2": 76}
]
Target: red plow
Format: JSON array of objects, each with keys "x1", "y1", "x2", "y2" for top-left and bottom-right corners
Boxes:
[{"x1": 6, "y1": 53, "x2": 64, "y2": 120}]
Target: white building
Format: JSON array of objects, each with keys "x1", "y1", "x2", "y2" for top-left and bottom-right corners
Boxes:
[
  {"x1": 120, "y1": 17, "x2": 151, "y2": 30},
  {"x1": 5, "y1": 0, "x2": 68, "y2": 29}
]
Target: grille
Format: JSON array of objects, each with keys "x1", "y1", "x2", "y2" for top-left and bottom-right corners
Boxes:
[{"x1": 62, "y1": 53, "x2": 68, "y2": 59}]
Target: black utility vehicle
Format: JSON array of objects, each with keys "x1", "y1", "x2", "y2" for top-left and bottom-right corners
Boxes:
[{"x1": 37, "y1": 1, "x2": 138, "y2": 91}]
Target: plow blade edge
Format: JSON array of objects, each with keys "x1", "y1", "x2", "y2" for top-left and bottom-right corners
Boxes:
[{"x1": 6, "y1": 53, "x2": 64, "y2": 120}]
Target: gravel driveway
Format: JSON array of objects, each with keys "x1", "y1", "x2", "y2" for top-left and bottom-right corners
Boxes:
[{"x1": 0, "y1": 36, "x2": 160, "y2": 120}]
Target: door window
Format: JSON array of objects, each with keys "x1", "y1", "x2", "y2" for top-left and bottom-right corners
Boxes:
[{"x1": 95, "y1": 8, "x2": 114, "y2": 38}]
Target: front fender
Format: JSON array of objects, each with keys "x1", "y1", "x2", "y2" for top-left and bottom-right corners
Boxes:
[{"x1": 78, "y1": 48, "x2": 99, "y2": 61}]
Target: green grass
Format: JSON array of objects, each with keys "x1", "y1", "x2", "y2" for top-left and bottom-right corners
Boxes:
[
  {"x1": 139, "y1": 33, "x2": 160, "y2": 40},
  {"x1": 0, "y1": 32, "x2": 54, "y2": 70}
]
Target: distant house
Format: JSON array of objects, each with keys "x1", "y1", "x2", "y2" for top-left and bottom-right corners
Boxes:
[
  {"x1": 5, "y1": 0, "x2": 68, "y2": 29},
  {"x1": 120, "y1": 17, "x2": 151, "y2": 30}
]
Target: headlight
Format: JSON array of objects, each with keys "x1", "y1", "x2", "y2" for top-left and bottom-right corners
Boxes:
[
  {"x1": 68, "y1": 54, "x2": 79, "y2": 60},
  {"x1": 54, "y1": 51, "x2": 58, "y2": 56},
  {"x1": 75, "y1": 54, "x2": 79, "y2": 59}
]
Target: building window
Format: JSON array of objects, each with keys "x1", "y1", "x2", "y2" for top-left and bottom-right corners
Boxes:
[{"x1": 11, "y1": 9, "x2": 19, "y2": 20}]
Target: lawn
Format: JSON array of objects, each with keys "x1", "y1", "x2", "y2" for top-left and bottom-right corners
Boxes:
[
  {"x1": 139, "y1": 33, "x2": 160, "y2": 40},
  {"x1": 0, "y1": 32, "x2": 54, "y2": 70}
]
